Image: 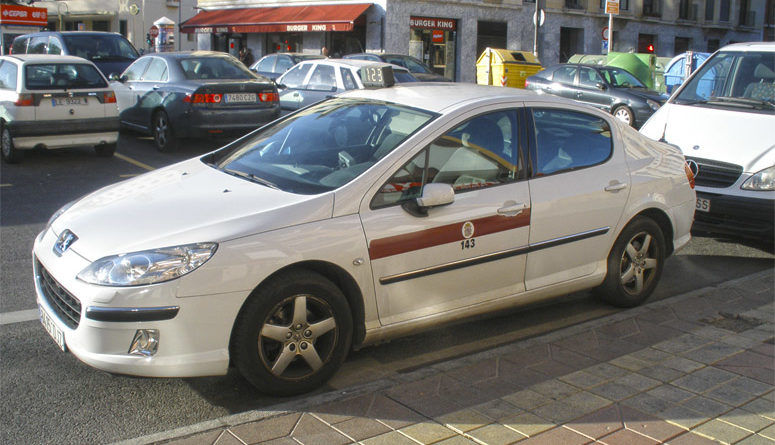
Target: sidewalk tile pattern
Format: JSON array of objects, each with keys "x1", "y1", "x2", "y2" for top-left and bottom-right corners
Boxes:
[{"x1": 152, "y1": 271, "x2": 774, "y2": 445}]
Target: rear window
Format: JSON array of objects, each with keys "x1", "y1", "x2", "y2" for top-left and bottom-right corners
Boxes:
[
  {"x1": 179, "y1": 57, "x2": 255, "y2": 80},
  {"x1": 61, "y1": 34, "x2": 138, "y2": 61},
  {"x1": 24, "y1": 63, "x2": 107, "y2": 90}
]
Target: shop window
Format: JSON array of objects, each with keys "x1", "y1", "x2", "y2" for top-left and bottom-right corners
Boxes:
[
  {"x1": 93, "y1": 21, "x2": 110, "y2": 32},
  {"x1": 409, "y1": 17, "x2": 457, "y2": 80}
]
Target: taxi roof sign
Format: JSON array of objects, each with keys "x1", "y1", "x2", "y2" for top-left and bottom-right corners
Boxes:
[{"x1": 360, "y1": 63, "x2": 395, "y2": 89}]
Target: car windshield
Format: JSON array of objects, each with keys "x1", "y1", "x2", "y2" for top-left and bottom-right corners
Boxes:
[
  {"x1": 673, "y1": 50, "x2": 775, "y2": 112},
  {"x1": 206, "y1": 97, "x2": 436, "y2": 194},
  {"x1": 393, "y1": 70, "x2": 418, "y2": 83},
  {"x1": 180, "y1": 57, "x2": 256, "y2": 80},
  {"x1": 599, "y1": 67, "x2": 645, "y2": 88},
  {"x1": 62, "y1": 34, "x2": 138, "y2": 61},
  {"x1": 24, "y1": 63, "x2": 107, "y2": 90}
]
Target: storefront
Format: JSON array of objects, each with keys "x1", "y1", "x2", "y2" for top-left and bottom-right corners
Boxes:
[
  {"x1": 0, "y1": 4, "x2": 47, "y2": 55},
  {"x1": 408, "y1": 16, "x2": 457, "y2": 80},
  {"x1": 180, "y1": 3, "x2": 370, "y2": 59}
]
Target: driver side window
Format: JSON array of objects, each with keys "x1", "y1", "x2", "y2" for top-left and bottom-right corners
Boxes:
[{"x1": 372, "y1": 110, "x2": 520, "y2": 208}]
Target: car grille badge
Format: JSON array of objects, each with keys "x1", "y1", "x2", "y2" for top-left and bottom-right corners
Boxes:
[{"x1": 53, "y1": 230, "x2": 78, "y2": 256}]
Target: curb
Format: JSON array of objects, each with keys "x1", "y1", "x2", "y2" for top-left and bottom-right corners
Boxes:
[{"x1": 112, "y1": 268, "x2": 774, "y2": 445}]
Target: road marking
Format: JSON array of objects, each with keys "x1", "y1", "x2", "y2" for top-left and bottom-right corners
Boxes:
[
  {"x1": 115, "y1": 153, "x2": 155, "y2": 172},
  {"x1": 119, "y1": 174, "x2": 141, "y2": 178},
  {"x1": 1, "y1": 183, "x2": 12, "y2": 187},
  {"x1": 0, "y1": 309, "x2": 39, "y2": 325}
]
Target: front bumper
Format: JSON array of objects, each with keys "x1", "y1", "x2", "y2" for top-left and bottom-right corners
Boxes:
[
  {"x1": 32, "y1": 228, "x2": 247, "y2": 377},
  {"x1": 693, "y1": 190, "x2": 774, "y2": 240}
]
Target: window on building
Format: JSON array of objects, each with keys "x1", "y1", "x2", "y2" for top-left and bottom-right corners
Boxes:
[
  {"x1": 93, "y1": 21, "x2": 110, "y2": 32},
  {"x1": 119, "y1": 20, "x2": 128, "y2": 37},
  {"x1": 643, "y1": 0, "x2": 661, "y2": 17},
  {"x1": 720, "y1": 0, "x2": 731, "y2": 21},
  {"x1": 674, "y1": 37, "x2": 691, "y2": 54},
  {"x1": 705, "y1": 0, "x2": 715, "y2": 20}
]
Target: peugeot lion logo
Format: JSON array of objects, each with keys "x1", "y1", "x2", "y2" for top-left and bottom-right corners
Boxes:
[{"x1": 53, "y1": 230, "x2": 78, "y2": 256}]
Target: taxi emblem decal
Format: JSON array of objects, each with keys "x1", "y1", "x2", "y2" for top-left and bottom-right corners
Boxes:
[
  {"x1": 53, "y1": 230, "x2": 78, "y2": 256},
  {"x1": 462, "y1": 221, "x2": 475, "y2": 239}
]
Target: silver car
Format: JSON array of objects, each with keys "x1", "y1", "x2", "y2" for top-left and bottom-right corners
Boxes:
[{"x1": 275, "y1": 58, "x2": 417, "y2": 111}]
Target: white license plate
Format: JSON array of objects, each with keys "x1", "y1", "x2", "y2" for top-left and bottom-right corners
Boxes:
[
  {"x1": 39, "y1": 305, "x2": 66, "y2": 352},
  {"x1": 225, "y1": 93, "x2": 256, "y2": 103},
  {"x1": 696, "y1": 197, "x2": 711, "y2": 213},
  {"x1": 52, "y1": 97, "x2": 86, "y2": 106}
]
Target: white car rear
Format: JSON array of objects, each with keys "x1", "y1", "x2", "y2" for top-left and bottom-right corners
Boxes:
[{"x1": 0, "y1": 54, "x2": 119, "y2": 163}]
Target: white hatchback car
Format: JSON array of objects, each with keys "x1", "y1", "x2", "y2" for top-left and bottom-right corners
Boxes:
[
  {"x1": 641, "y1": 42, "x2": 774, "y2": 240},
  {"x1": 0, "y1": 54, "x2": 119, "y2": 163},
  {"x1": 33, "y1": 80, "x2": 695, "y2": 395}
]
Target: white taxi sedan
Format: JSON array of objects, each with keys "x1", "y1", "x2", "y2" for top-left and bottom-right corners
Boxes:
[{"x1": 33, "y1": 81, "x2": 695, "y2": 396}]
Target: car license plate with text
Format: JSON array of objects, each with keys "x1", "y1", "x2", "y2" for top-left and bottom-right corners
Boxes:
[
  {"x1": 39, "y1": 306, "x2": 66, "y2": 352},
  {"x1": 225, "y1": 93, "x2": 256, "y2": 103},
  {"x1": 52, "y1": 97, "x2": 86, "y2": 106},
  {"x1": 696, "y1": 197, "x2": 711, "y2": 213}
]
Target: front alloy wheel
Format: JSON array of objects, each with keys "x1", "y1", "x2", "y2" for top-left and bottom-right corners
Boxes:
[{"x1": 232, "y1": 270, "x2": 352, "y2": 396}]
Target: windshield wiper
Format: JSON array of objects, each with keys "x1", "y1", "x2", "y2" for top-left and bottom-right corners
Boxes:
[
  {"x1": 222, "y1": 168, "x2": 279, "y2": 190},
  {"x1": 703, "y1": 96, "x2": 775, "y2": 110}
]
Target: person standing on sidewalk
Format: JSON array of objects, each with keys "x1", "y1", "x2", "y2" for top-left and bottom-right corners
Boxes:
[{"x1": 239, "y1": 47, "x2": 253, "y2": 67}]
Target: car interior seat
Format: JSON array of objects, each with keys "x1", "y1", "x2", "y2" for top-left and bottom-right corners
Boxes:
[{"x1": 743, "y1": 63, "x2": 775, "y2": 101}]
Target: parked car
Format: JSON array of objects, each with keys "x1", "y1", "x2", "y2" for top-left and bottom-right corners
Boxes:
[
  {"x1": 641, "y1": 42, "x2": 775, "y2": 241},
  {"x1": 33, "y1": 79, "x2": 695, "y2": 396},
  {"x1": 275, "y1": 58, "x2": 417, "y2": 111},
  {"x1": 525, "y1": 63, "x2": 668, "y2": 127},
  {"x1": 11, "y1": 31, "x2": 139, "y2": 77},
  {"x1": 111, "y1": 51, "x2": 281, "y2": 151},
  {"x1": 249, "y1": 52, "x2": 325, "y2": 80},
  {"x1": 0, "y1": 54, "x2": 119, "y2": 163},
  {"x1": 344, "y1": 53, "x2": 450, "y2": 81}
]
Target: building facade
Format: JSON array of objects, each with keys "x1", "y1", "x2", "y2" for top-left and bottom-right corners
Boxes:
[
  {"x1": 185, "y1": 0, "x2": 767, "y2": 82},
  {"x1": 29, "y1": 0, "x2": 199, "y2": 53}
]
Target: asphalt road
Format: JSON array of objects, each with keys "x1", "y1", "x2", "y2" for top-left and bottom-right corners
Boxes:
[{"x1": 1, "y1": 133, "x2": 773, "y2": 445}]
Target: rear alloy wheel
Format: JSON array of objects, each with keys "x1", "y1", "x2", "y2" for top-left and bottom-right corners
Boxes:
[
  {"x1": 94, "y1": 142, "x2": 116, "y2": 157},
  {"x1": 1, "y1": 124, "x2": 22, "y2": 163},
  {"x1": 612, "y1": 105, "x2": 635, "y2": 127},
  {"x1": 597, "y1": 217, "x2": 665, "y2": 308},
  {"x1": 152, "y1": 110, "x2": 177, "y2": 152},
  {"x1": 232, "y1": 270, "x2": 352, "y2": 396}
]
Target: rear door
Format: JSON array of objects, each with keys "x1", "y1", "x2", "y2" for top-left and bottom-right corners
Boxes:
[{"x1": 548, "y1": 65, "x2": 579, "y2": 100}]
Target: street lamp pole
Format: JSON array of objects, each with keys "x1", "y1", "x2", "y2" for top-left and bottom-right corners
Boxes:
[{"x1": 533, "y1": 0, "x2": 539, "y2": 56}]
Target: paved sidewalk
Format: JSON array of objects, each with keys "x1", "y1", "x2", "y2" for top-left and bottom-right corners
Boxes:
[{"x1": 122, "y1": 269, "x2": 774, "y2": 445}]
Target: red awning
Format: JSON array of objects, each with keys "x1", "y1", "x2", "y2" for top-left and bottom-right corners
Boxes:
[{"x1": 180, "y1": 4, "x2": 371, "y2": 34}]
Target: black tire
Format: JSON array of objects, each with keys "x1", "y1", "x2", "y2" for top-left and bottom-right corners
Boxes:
[
  {"x1": 152, "y1": 110, "x2": 177, "y2": 152},
  {"x1": 612, "y1": 105, "x2": 635, "y2": 127},
  {"x1": 596, "y1": 216, "x2": 665, "y2": 308},
  {"x1": 1, "y1": 123, "x2": 22, "y2": 164},
  {"x1": 94, "y1": 142, "x2": 116, "y2": 157},
  {"x1": 232, "y1": 270, "x2": 352, "y2": 396}
]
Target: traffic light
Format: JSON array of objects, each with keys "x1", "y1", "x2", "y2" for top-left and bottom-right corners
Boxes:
[
  {"x1": 146, "y1": 33, "x2": 152, "y2": 46},
  {"x1": 646, "y1": 43, "x2": 655, "y2": 53}
]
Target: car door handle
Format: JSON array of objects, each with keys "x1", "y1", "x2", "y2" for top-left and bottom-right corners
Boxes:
[
  {"x1": 497, "y1": 202, "x2": 528, "y2": 216},
  {"x1": 604, "y1": 182, "x2": 628, "y2": 192},
  {"x1": 152, "y1": 85, "x2": 159, "y2": 90}
]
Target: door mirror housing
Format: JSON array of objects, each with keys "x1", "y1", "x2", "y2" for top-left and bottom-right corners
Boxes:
[
  {"x1": 596, "y1": 82, "x2": 607, "y2": 91},
  {"x1": 402, "y1": 183, "x2": 455, "y2": 217}
]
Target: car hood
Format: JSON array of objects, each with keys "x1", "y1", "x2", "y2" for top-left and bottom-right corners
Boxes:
[
  {"x1": 52, "y1": 158, "x2": 334, "y2": 261},
  {"x1": 641, "y1": 103, "x2": 775, "y2": 172}
]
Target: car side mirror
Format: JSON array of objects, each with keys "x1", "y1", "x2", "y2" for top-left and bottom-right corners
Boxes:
[
  {"x1": 596, "y1": 82, "x2": 607, "y2": 91},
  {"x1": 401, "y1": 183, "x2": 455, "y2": 217},
  {"x1": 109, "y1": 73, "x2": 127, "y2": 83}
]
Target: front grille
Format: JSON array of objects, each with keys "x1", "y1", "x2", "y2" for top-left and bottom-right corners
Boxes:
[
  {"x1": 686, "y1": 156, "x2": 743, "y2": 188},
  {"x1": 35, "y1": 260, "x2": 81, "y2": 329}
]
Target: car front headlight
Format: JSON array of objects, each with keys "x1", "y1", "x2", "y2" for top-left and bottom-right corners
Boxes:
[
  {"x1": 646, "y1": 99, "x2": 661, "y2": 111},
  {"x1": 741, "y1": 166, "x2": 775, "y2": 191},
  {"x1": 77, "y1": 243, "x2": 218, "y2": 286}
]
